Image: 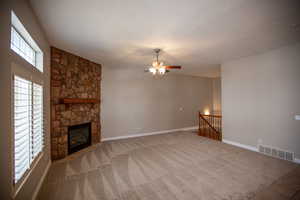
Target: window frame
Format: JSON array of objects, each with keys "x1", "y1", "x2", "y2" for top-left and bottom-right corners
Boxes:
[
  {"x1": 10, "y1": 11, "x2": 43, "y2": 73},
  {"x1": 11, "y1": 71, "x2": 45, "y2": 197},
  {"x1": 10, "y1": 10, "x2": 45, "y2": 198},
  {"x1": 11, "y1": 26, "x2": 37, "y2": 67}
]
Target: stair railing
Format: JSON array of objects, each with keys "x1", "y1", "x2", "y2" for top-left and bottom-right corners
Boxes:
[{"x1": 198, "y1": 112, "x2": 222, "y2": 141}]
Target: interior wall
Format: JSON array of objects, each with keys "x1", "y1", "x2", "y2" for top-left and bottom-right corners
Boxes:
[
  {"x1": 212, "y1": 78, "x2": 222, "y2": 115},
  {"x1": 222, "y1": 43, "x2": 300, "y2": 159},
  {"x1": 102, "y1": 66, "x2": 214, "y2": 139},
  {"x1": 0, "y1": 0, "x2": 50, "y2": 199}
]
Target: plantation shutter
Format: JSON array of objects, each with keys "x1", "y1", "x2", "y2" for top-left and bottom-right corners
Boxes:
[
  {"x1": 14, "y1": 76, "x2": 32, "y2": 183},
  {"x1": 14, "y1": 76, "x2": 44, "y2": 184},
  {"x1": 32, "y1": 83, "x2": 43, "y2": 158}
]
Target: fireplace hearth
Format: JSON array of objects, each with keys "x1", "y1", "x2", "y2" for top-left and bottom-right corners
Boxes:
[{"x1": 68, "y1": 123, "x2": 91, "y2": 154}]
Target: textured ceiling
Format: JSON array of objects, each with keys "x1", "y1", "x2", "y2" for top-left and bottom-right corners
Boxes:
[{"x1": 30, "y1": 0, "x2": 300, "y2": 77}]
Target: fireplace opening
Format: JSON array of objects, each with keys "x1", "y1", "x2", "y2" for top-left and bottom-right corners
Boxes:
[{"x1": 68, "y1": 122, "x2": 91, "y2": 154}]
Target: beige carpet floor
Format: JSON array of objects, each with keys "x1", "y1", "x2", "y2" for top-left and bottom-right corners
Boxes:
[{"x1": 38, "y1": 131, "x2": 300, "y2": 200}]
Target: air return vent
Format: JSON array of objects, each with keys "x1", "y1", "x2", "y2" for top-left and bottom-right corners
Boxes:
[
  {"x1": 271, "y1": 148, "x2": 278, "y2": 157},
  {"x1": 286, "y1": 152, "x2": 294, "y2": 162},
  {"x1": 265, "y1": 147, "x2": 272, "y2": 155},
  {"x1": 278, "y1": 150, "x2": 285, "y2": 159},
  {"x1": 259, "y1": 145, "x2": 265, "y2": 153},
  {"x1": 258, "y1": 144, "x2": 294, "y2": 162}
]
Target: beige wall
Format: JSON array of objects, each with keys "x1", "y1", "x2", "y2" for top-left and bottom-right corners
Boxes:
[
  {"x1": 212, "y1": 78, "x2": 222, "y2": 115},
  {"x1": 222, "y1": 43, "x2": 300, "y2": 159},
  {"x1": 0, "y1": 0, "x2": 51, "y2": 199},
  {"x1": 102, "y1": 66, "x2": 214, "y2": 139}
]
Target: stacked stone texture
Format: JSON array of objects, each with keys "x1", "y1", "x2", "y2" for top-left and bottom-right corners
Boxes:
[{"x1": 51, "y1": 47, "x2": 101, "y2": 160}]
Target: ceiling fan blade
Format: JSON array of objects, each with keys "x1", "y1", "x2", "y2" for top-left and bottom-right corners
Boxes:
[{"x1": 164, "y1": 66, "x2": 182, "y2": 69}]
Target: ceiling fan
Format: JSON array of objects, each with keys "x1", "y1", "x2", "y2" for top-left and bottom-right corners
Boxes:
[{"x1": 145, "y1": 49, "x2": 182, "y2": 75}]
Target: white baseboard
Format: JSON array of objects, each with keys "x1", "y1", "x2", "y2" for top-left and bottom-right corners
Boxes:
[
  {"x1": 181, "y1": 126, "x2": 198, "y2": 131},
  {"x1": 222, "y1": 139, "x2": 258, "y2": 152},
  {"x1": 102, "y1": 126, "x2": 198, "y2": 142},
  {"x1": 223, "y1": 139, "x2": 300, "y2": 165},
  {"x1": 32, "y1": 160, "x2": 51, "y2": 200}
]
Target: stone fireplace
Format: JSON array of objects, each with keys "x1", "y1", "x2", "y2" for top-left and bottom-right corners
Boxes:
[{"x1": 50, "y1": 47, "x2": 101, "y2": 160}]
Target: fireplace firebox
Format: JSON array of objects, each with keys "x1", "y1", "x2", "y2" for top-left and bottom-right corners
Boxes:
[{"x1": 68, "y1": 122, "x2": 91, "y2": 154}]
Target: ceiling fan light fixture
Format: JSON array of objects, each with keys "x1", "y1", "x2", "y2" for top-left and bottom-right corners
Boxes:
[
  {"x1": 149, "y1": 67, "x2": 156, "y2": 75},
  {"x1": 145, "y1": 49, "x2": 181, "y2": 76},
  {"x1": 158, "y1": 67, "x2": 166, "y2": 74}
]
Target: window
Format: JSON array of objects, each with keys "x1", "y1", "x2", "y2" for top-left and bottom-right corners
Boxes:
[
  {"x1": 13, "y1": 76, "x2": 44, "y2": 184},
  {"x1": 11, "y1": 27, "x2": 36, "y2": 66},
  {"x1": 11, "y1": 10, "x2": 45, "y2": 187},
  {"x1": 11, "y1": 11, "x2": 43, "y2": 72}
]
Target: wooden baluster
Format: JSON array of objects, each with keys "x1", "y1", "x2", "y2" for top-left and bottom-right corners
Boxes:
[
  {"x1": 206, "y1": 116, "x2": 208, "y2": 138},
  {"x1": 216, "y1": 116, "x2": 218, "y2": 140},
  {"x1": 205, "y1": 118, "x2": 209, "y2": 137},
  {"x1": 218, "y1": 117, "x2": 220, "y2": 133},
  {"x1": 198, "y1": 113, "x2": 200, "y2": 136},
  {"x1": 204, "y1": 118, "x2": 206, "y2": 137},
  {"x1": 204, "y1": 116, "x2": 206, "y2": 137},
  {"x1": 218, "y1": 117, "x2": 220, "y2": 140},
  {"x1": 202, "y1": 117, "x2": 204, "y2": 136},
  {"x1": 200, "y1": 118, "x2": 202, "y2": 136},
  {"x1": 217, "y1": 117, "x2": 219, "y2": 140},
  {"x1": 219, "y1": 117, "x2": 221, "y2": 140},
  {"x1": 208, "y1": 116, "x2": 210, "y2": 138},
  {"x1": 202, "y1": 116, "x2": 204, "y2": 136},
  {"x1": 209, "y1": 115, "x2": 212, "y2": 139},
  {"x1": 219, "y1": 118, "x2": 221, "y2": 133},
  {"x1": 211, "y1": 115, "x2": 213, "y2": 139},
  {"x1": 200, "y1": 113, "x2": 202, "y2": 136},
  {"x1": 212, "y1": 116, "x2": 215, "y2": 139},
  {"x1": 220, "y1": 118, "x2": 221, "y2": 134},
  {"x1": 202, "y1": 117, "x2": 204, "y2": 137},
  {"x1": 214, "y1": 116, "x2": 216, "y2": 140},
  {"x1": 213, "y1": 116, "x2": 215, "y2": 139}
]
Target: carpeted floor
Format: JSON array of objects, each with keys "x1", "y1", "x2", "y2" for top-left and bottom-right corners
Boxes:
[{"x1": 38, "y1": 131, "x2": 300, "y2": 200}]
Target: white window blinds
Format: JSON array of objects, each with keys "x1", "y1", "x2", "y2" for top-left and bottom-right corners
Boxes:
[
  {"x1": 14, "y1": 76, "x2": 44, "y2": 184},
  {"x1": 14, "y1": 76, "x2": 31, "y2": 183},
  {"x1": 32, "y1": 83, "x2": 43, "y2": 158}
]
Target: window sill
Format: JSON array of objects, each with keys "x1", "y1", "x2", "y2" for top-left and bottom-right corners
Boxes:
[{"x1": 12, "y1": 151, "x2": 45, "y2": 199}]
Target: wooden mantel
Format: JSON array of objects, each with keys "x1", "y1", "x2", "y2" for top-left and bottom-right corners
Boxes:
[{"x1": 61, "y1": 98, "x2": 100, "y2": 104}]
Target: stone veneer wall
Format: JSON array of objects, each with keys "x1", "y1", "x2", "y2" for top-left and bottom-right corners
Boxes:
[{"x1": 51, "y1": 47, "x2": 101, "y2": 160}]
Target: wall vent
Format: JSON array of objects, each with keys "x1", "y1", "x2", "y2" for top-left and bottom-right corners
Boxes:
[
  {"x1": 265, "y1": 147, "x2": 272, "y2": 155},
  {"x1": 286, "y1": 152, "x2": 294, "y2": 162},
  {"x1": 258, "y1": 144, "x2": 294, "y2": 162},
  {"x1": 278, "y1": 150, "x2": 285, "y2": 159},
  {"x1": 271, "y1": 148, "x2": 278, "y2": 157}
]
